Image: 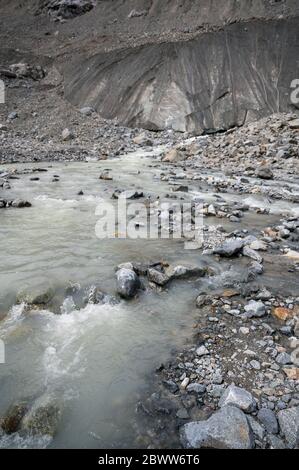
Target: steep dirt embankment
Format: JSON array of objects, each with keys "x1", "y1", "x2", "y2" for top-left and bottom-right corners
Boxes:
[
  {"x1": 65, "y1": 18, "x2": 299, "y2": 133},
  {"x1": 0, "y1": 1, "x2": 299, "y2": 134}
]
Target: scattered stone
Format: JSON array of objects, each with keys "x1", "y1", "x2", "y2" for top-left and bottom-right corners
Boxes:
[
  {"x1": 244, "y1": 300, "x2": 266, "y2": 318},
  {"x1": 196, "y1": 345, "x2": 209, "y2": 357},
  {"x1": 255, "y1": 166, "x2": 274, "y2": 180},
  {"x1": 272, "y1": 307, "x2": 294, "y2": 322},
  {"x1": 62, "y1": 128, "x2": 74, "y2": 141},
  {"x1": 11, "y1": 199, "x2": 32, "y2": 208},
  {"x1": 219, "y1": 385, "x2": 256, "y2": 413},
  {"x1": 186, "y1": 383, "x2": 206, "y2": 394}
]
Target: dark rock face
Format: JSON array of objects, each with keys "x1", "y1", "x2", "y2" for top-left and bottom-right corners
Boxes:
[
  {"x1": 65, "y1": 18, "x2": 299, "y2": 133},
  {"x1": 38, "y1": 0, "x2": 95, "y2": 19}
]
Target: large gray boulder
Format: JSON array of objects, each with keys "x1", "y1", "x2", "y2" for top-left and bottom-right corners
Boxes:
[
  {"x1": 219, "y1": 385, "x2": 256, "y2": 413},
  {"x1": 180, "y1": 406, "x2": 254, "y2": 449},
  {"x1": 116, "y1": 268, "x2": 140, "y2": 299}
]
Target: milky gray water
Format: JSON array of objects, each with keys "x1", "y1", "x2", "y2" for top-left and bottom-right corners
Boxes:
[
  {"x1": 0, "y1": 149, "x2": 214, "y2": 448},
  {"x1": 1, "y1": 146, "x2": 298, "y2": 448}
]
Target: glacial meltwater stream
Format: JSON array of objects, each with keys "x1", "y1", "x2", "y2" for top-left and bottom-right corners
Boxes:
[
  {"x1": 0, "y1": 146, "x2": 298, "y2": 448},
  {"x1": 0, "y1": 148, "x2": 216, "y2": 448}
]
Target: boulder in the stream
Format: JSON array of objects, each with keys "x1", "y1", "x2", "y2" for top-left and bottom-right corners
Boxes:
[
  {"x1": 16, "y1": 285, "x2": 55, "y2": 306},
  {"x1": 11, "y1": 199, "x2": 32, "y2": 208},
  {"x1": 255, "y1": 166, "x2": 274, "y2": 180},
  {"x1": 116, "y1": 268, "x2": 141, "y2": 299},
  {"x1": 21, "y1": 394, "x2": 62, "y2": 437},
  {"x1": 0, "y1": 401, "x2": 29, "y2": 434},
  {"x1": 213, "y1": 238, "x2": 244, "y2": 257},
  {"x1": 88, "y1": 286, "x2": 119, "y2": 306}
]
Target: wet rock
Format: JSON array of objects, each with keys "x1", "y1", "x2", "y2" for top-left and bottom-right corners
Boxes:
[
  {"x1": 149, "y1": 393, "x2": 178, "y2": 415},
  {"x1": 88, "y1": 286, "x2": 119, "y2": 305},
  {"x1": 0, "y1": 401, "x2": 29, "y2": 434},
  {"x1": 277, "y1": 407, "x2": 299, "y2": 448},
  {"x1": 167, "y1": 265, "x2": 207, "y2": 280},
  {"x1": 257, "y1": 408, "x2": 279, "y2": 434},
  {"x1": 112, "y1": 190, "x2": 143, "y2": 200},
  {"x1": 243, "y1": 246, "x2": 263, "y2": 263},
  {"x1": 213, "y1": 238, "x2": 244, "y2": 257},
  {"x1": 180, "y1": 406, "x2": 254, "y2": 449},
  {"x1": 11, "y1": 199, "x2": 32, "y2": 208},
  {"x1": 244, "y1": 300, "x2": 266, "y2": 318},
  {"x1": 219, "y1": 385, "x2": 256, "y2": 413},
  {"x1": 196, "y1": 294, "x2": 213, "y2": 308},
  {"x1": 249, "y1": 240, "x2": 268, "y2": 251},
  {"x1": 99, "y1": 171, "x2": 113, "y2": 181},
  {"x1": 172, "y1": 185, "x2": 189, "y2": 192},
  {"x1": 255, "y1": 166, "x2": 274, "y2": 180},
  {"x1": 162, "y1": 380, "x2": 179, "y2": 394},
  {"x1": 116, "y1": 268, "x2": 140, "y2": 299},
  {"x1": 21, "y1": 395, "x2": 62, "y2": 437},
  {"x1": 248, "y1": 261, "x2": 264, "y2": 276},
  {"x1": 147, "y1": 268, "x2": 170, "y2": 287},
  {"x1": 16, "y1": 285, "x2": 54, "y2": 306}
]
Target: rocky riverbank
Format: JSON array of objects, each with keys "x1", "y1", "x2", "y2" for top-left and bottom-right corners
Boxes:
[{"x1": 1, "y1": 69, "x2": 299, "y2": 449}]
